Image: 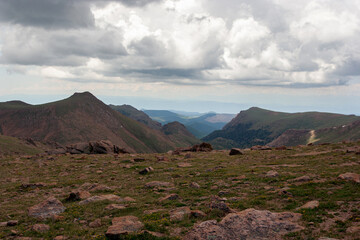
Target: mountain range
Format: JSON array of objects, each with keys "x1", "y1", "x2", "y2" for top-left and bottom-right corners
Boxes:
[{"x1": 1, "y1": 93, "x2": 359, "y2": 154}]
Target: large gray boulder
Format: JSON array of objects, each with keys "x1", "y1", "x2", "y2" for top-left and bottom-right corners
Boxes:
[{"x1": 184, "y1": 208, "x2": 303, "y2": 240}]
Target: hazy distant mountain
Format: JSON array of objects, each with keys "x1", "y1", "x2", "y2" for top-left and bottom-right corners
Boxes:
[
  {"x1": 0, "y1": 92, "x2": 197, "y2": 153},
  {"x1": 203, "y1": 107, "x2": 360, "y2": 149},
  {"x1": 144, "y1": 110, "x2": 235, "y2": 138}
]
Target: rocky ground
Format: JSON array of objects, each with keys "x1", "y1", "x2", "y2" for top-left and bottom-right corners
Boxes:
[{"x1": 0, "y1": 142, "x2": 359, "y2": 240}]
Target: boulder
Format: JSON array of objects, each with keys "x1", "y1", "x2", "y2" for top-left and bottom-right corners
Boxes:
[
  {"x1": 177, "y1": 162, "x2": 192, "y2": 168},
  {"x1": 106, "y1": 216, "x2": 144, "y2": 239},
  {"x1": 28, "y1": 197, "x2": 66, "y2": 219},
  {"x1": 89, "y1": 219, "x2": 102, "y2": 228},
  {"x1": 298, "y1": 200, "x2": 319, "y2": 210},
  {"x1": 229, "y1": 148, "x2": 244, "y2": 156},
  {"x1": 338, "y1": 173, "x2": 360, "y2": 183},
  {"x1": 251, "y1": 145, "x2": 272, "y2": 151},
  {"x1": 66, "y1": 191, "x2": 91, "y2": 201},
  {"x1": 178, "y1": 142, "x2": 213, "y2": 152},
  {"x1": 105, "y1": 204, "x2": 127, "y2": 211},
  {"x1": 32, "y1": 224, "x2": 50, "y2": 233},
  {"x1": 266, "y1": 170, "x2": 279, "y2": 178},
  {"x1": 184, "y1": 208, "x2": 303, "y2": 240},
  {"x1": 291, "y1": 175, "x2": 311, "y2": 183},
  {"x1": 79, "y1": 194, "x2": 124, "y2": 205},
  {"x1": 159, "y1": 194, "x2": 179, "y2": 202},
  {"x1": 210, "y1": 197, "x2": 232, "y2": 214},
  {"x1": 190, "y1": 210, "x2": 206, "y2": 218},
  {"x1": 139, "y1": 167, "x2": 154, "y2": 175},
  {"x1": 189, "y1": 182, "x2": 200, "y2": 189},
  {"x1": 170, "y1": 207, "x2": 191, "y2": 221},
  {"x1": 66, "y1": 140, "x2": 128, "y2": 155}
]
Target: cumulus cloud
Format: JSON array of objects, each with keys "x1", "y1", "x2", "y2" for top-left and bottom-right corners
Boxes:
[{"x1": 0, "y1": 0, "x2": 359, "y2": 88}]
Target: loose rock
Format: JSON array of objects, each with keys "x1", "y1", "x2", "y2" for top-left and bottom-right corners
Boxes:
[
  {"x1": 266, "y1": 170, "x2": 279, "y2": 178},
  {"x1": 338, "y1": 173, "x2": 360, "y2": 183},
  {"x1": 298, "y1": 200, "x2": 319, "y2": 210},
  {"x1": 89, "y1": 219, "x2": 102, "y2": 228},
  {"x1": 229, "y1": 148, "x2": 244, "y2": 155},
  {"x1": 139, "y1": 167, "x2": 154, "y2": 175},
  {"x1": 145, "y1": 181, "x2": 173, "y2": 189},
  {"x1": 170, "y1": 207, "x2": 191, "y2": 221},
  {"x1": 184, "y1": 208, "x2": 303, "y2": 240},
  {"x1": 106, "y1": 216, "x2": 144, "y2": 239},
  {"x1": 66, "y1": 191, "x2": 91, "y2": 201},
  {"x1": 28, "y1": 197, "x2": 66, "y2": 219},
  {"x1": 32, "y1": 224, "x2": 50, "y2": 233},
  {"x1": 159, "y1": 194, "x2": 179, "y2": 202}
]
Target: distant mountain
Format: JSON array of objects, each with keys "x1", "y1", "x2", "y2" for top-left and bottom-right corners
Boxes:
[
  {"x1": 0, "y1": 92, "x2": 195, "y2": 153},
  {"x1": 144, "y1": 110, "x2": 235, "y2": 138},
  {"x1": 203, "y1": 107, "x2": 360, "y2": 149},
  {"x1": 110, "y1": 104, "x2": 162, "y2": 130}
]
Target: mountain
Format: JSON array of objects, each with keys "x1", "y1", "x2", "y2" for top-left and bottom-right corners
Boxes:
[
  {"x1": 144, "y1": 110, "x2": 235, "y2": 138},
  {"x1": 161, "y1": 121, "x2": 200, "y2": 147},
  {"x1": 269, "y1": 120, "x2": 360, "y2": 147},
  {"x1": 110, "y1": 104, "x2": 200, "y2": 146},
  {"x1": 110, "y1": 104, "x2": 162, "y2": 130},
  {"x1": 0, "y1": 92, "x2": 195, "y2": 153},
  {"x1": 203, "y1": 107, "x2": 360, "y2": 149}
]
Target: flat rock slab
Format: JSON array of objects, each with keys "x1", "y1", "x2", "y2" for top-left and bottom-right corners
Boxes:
[
  {"x1": 106, "y1": 216, "x2": 144, "y2": 239},
  {"x1": 32, "y1": 224, "x2": 50, "y2": 233},
  {"x1": 28, "y1": 197, "x2": 66, "y2": 219},
  {"x1": 184, "y1": 208, "x2": 303, "y2": 240},
  {"x1": 298, "y1": 200, "x2": 319, "y2": 210},
  {"x1": 79, "y1": 194, "x2": 124, "y2": 205}
]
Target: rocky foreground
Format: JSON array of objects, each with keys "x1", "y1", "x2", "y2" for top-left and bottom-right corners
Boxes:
[{"x1": 0, "y1": 142, "x2": 359, "y2": 239}]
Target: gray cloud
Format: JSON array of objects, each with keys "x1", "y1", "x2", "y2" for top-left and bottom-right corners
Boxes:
[
  {"x1": 0, "y1": 0, "x2": 94, "y2": 29},
  {"x1": 0, "y1": 0, "x2": 359, "y2": 89}
]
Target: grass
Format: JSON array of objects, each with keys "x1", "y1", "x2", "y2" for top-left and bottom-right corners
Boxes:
[{"x1": 0, "y1": 142, "x2": 359, "y2": 239}]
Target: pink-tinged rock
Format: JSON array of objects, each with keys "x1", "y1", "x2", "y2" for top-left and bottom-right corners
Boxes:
[
  {"x1": 266, "y1": 170, "x2": 279, "y2": 178},
  {"x1": 89, "y1": 219, "x2": 102, "y2": 228},
  {"x1": 106, "y1": 216, "x2": 144, "y2": 239},
  {"x1": 32, "y1": 224, "x2": 50, "y2": 232},
  {"x1": 170, "y1": 207, "x2": 191, "y2": 221},
  {"x1": 28, "y1": 197, "x2": 66, "y2": 219},
  {"x1": 338, "y1": 173, "x2": 360, "y2": 183},
  {"x1": 66, "y1": 191, "x2": 91, "y2": 201},
  {"x1": 105, "y1": 204, "x2": 127, "y2": 210},
  {"x1": 159, "y1": 194, "x2": 179, "y2": 202},
  {"x1": 184, "y1": 208, "x2": 303, "y2": 240},
  {"x1": 79, "y1": 194, "x2": 124, "y2": 205},
  {"x1": 298, "y1": 200, "x2": 319, "y2": 210}
]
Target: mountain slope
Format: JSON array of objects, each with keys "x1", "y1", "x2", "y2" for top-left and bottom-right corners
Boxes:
[
  {"x1": 110, "y1": 104, "x2": 161, "y2": 130},
  {"x1": 0, "y1": 92, "x2": 181, "y2": 153},
  {"x1": 269, "y1": 120, "x2": 360, "y2": 147},
  {"x1": 203, "y1": 107, "x2": 360, "y2": 149},
  {"x1": 161, "y1": 121, "x2": 200, "y2": 147},
  {"x1": 0, "y1": 135, "x2": 43, "y2": 155}
]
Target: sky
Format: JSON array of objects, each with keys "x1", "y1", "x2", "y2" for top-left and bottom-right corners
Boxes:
[{"x1": 0, "y1": 0, "x2": 359, "y2": 114}]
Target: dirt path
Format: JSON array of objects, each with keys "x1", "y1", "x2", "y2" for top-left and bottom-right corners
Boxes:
[{"x1": 307, "y1": 130, "x2": 320, "y2": 144}]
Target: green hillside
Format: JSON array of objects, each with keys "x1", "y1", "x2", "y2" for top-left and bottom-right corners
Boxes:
[
  {"x1": 0, "y1": 135, "x2": 43, "y2": 155},
  {"x1": 204, "y1": 107, "x2": 360, "y2": 149}
]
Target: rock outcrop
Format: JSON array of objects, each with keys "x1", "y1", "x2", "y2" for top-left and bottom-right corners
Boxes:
[{"x1": 66, "y1": 140, "x2": 129, "y2": 154}]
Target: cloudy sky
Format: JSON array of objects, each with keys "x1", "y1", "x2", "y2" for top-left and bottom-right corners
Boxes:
[{"x1": 0, "y1": 0, "x2": 359, "y2": 114}]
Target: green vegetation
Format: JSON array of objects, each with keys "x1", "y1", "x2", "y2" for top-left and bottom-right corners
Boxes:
[{"x1": 0, "y1": 141, "x2": 359, "y2": 239}]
